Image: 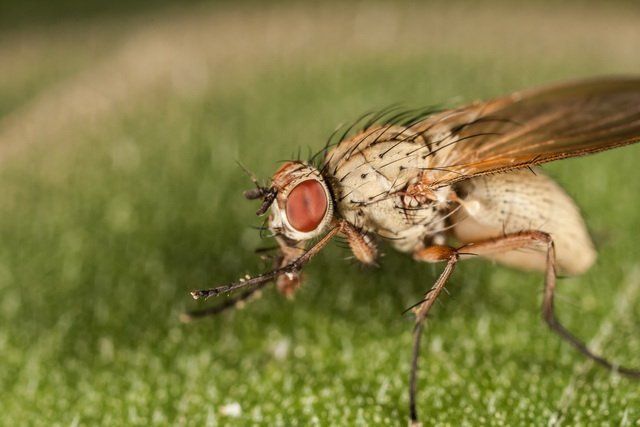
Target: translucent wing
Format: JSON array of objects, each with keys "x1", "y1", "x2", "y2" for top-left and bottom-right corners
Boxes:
[{"x1": 413, "y1": 77, "x2": 640, "y2": 189}]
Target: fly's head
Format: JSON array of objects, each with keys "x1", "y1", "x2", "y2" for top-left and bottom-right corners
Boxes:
[
  {"x1": 268, "y1": 162, "x2": 334, "y2": 241},
  {"x1": 245, "y1": 162, "x2": 334, "y2": 242}
]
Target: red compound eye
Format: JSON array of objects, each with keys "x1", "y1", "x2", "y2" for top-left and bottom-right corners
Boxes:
[{"x1": 285, "y1": 180, "x2": 328, "y2": 232}]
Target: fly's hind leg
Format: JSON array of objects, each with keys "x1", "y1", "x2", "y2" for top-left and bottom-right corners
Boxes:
[
  {"x1": 461, "y1": 230, "x2": 640, "y2": 377},
  {"x1": 408, "y1": 230, "x2": 640, "y2": 425},
  {"x1": 539, "y1": 243, "x2": 640, "y2": 378}
]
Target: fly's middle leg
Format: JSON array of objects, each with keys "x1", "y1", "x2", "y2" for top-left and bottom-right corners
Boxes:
[{"x1": 408, "y1": 246, "x2": 459, "y2": 426}]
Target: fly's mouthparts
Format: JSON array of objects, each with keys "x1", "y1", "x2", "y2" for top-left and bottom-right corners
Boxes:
[{"x1": 242, "y1": 184, "x2": 277, "y2": 215}]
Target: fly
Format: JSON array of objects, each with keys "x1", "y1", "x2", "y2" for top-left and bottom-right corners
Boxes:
[{"x1": 184, "y1": 77, "x2": 640, "y2": 426}]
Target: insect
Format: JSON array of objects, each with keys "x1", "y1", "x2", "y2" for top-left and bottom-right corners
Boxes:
[{"x1": 184, "y1": 77, "x2": 640, "y2": 425}]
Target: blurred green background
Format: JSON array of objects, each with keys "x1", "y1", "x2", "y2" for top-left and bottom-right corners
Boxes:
[{"x1": 1, "y1": 1, "x2": 640, "y2": 425}]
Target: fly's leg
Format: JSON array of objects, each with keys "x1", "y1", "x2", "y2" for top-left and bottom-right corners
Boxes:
[
  {"x1": 460, "y1": 230, "x2": 640, "y2": 377},
  {"x1": 190, "y1": 224, "x2": 343, "y2": 300},
  {"x1": 184, "y1": 221, "x2": 375, "y2": 322},
  {"x1": 539, "y1": 240, "x2": 640, "y2": 378},
  {"x1": 181, "y1": 250, "x2": 287, "y2": 322},
  {"x1": 182, "y1": 235, "x2": 311, "y2": 322},
  {"x1": 409, "y1": 246, "x2": 459, "y2": 426},
  {"x1": 340, "y1": 221, "x2": 378, "y2": 266},
  {"x1": 408, "y1": 230, "x2": 640, "y2": 425},
  {"x1": 276, "y1": 222, "x2": 378, "y2": 296},
  {"x1": 274, "y1": 236, "x2": 307, "y2": 298},
  {"x1": 180, "y1": 285, "x2": 267, "y2": 322}
]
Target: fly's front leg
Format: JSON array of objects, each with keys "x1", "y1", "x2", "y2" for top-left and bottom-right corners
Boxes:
[
  {"x1": 182, "y1": 235, "x2": 308, "y2": 321},
  {"x1": 277, "y1": 221, "x2": 376, "y2": 297},
  {"x1": 180, "y1": 285, "x2": 266, "y2": 322},
  {"x1": 340, "y1": 221, "x2": 378, "y2": 266},
  {"x1": 181, "y1": 243, "x2": 289, "y2": 322},
  {"x1": 275, "y1": 220, "x2": 378, "y2": 297}
]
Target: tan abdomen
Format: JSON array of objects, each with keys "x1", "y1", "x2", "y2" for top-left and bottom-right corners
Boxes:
[{"x1": 451, "y1": 169, "x2": 596, "y2": 275}]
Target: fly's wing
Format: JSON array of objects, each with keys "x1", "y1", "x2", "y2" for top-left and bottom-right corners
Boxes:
[{"x1": 412, "y1": 77, "x2": 640, "y2": 189}]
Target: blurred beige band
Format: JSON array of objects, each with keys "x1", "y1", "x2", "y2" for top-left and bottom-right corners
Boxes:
[{"x1": 0, "y1": 2, "x2": 639, "y2": 162}]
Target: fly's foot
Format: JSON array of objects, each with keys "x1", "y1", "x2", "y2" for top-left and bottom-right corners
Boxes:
[{"x1": 277, "y1": 271, "x2": 303, "y2": 298}]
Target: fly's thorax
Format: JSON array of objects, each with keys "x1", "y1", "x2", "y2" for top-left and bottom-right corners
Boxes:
[
  {"x1": 268, "y1": 162, "x2": 334, "y2": 241},
  {"x1": 322, "y1": 130, "x2": 456, "y2": 252}
]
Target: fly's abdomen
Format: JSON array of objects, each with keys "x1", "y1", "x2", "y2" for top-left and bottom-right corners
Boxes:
[{"x1": 452, "y1": 169, "x2": 596, "y2": 275}]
